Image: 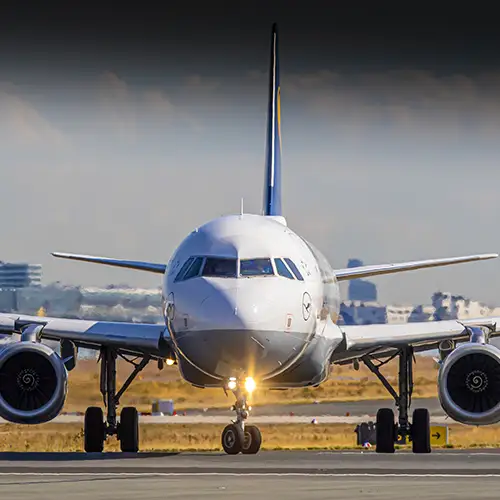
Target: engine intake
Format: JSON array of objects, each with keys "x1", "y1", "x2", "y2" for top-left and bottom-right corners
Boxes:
[
  {"x1": 0, "y1": 341, "x2": 68, "y2": 424},
  {"x1": 438, "y1": 343, "x2": 500, "y2": 425}
]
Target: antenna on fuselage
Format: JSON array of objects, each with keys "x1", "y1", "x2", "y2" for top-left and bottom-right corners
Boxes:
[{"x1": 240, "y1": 197, "x2": 244, "y2": 216}]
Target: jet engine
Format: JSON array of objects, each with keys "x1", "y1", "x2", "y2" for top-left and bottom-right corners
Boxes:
[
  {"x1": 0, "y1": 341, "x2": 68, "y2": 424},
  {"x1": 438, "y1": 342, "x2": 500, "y2": 425}
]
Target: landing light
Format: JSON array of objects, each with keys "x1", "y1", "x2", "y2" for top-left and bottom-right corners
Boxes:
[
  {"x1": 227, "y1": 378, "x2": 237, "y2": 391},
  {"x1": 245, "y1": 377, "x2": 256, "y2": 393},
  {"x1": 166, "y1": 358, "x2": 175, "y2": 366}
]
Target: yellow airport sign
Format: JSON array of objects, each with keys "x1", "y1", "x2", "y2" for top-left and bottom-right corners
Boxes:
[{"x1": 430, "y1": 425, "x2": 448, "y2": 446}]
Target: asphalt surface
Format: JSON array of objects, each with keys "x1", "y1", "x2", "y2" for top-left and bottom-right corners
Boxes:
[
  {"x1": 2, "y1": 414, "x2": 452, "y2": 425},
  {"x1": 0, "y1": 397, "x2": 447, "y2": 424},
  {"x1": 1, "y1": 449, "x2": 500, "y2": 473},
  {"x1": 185, "y1": 397, "x2": 444, "y2": 416},
  {"x1": 2, "y1": 450, "x2": 500, "y2": 499}
]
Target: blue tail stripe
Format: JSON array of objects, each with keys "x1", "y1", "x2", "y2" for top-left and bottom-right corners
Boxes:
[{"x1": 263, "y1": 23, "x2": 282, "y2": 217}]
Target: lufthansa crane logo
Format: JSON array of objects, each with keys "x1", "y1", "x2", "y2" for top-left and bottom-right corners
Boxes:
[{"x1": 302, "y1": 292, "x2": 312, "y2": 321}]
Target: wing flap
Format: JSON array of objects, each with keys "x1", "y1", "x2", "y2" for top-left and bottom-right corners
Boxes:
[
  {"x1": 334, "y1": 253, "x2": 498, "y2": 281},
  {"x1": 51, "y1": 252, "x2": 167, "y2": 274}
]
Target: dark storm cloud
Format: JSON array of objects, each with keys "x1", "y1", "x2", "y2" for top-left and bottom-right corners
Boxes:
[
  {"x1": 1, "y1": 2, "x2": 500, "y2": 305},
  {"x1": 1, "y1": 2, "x2": 500, "y2": 75}
]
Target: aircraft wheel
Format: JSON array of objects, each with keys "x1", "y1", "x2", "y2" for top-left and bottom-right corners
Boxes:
[
  {"x1": 84, "y1": 406, "x2": 105, "y2": 453},
  {"x1": 376, "y1": 408, "x2": 395, "y2": 453},
  {"x1": 241, "y1": 425, "x2": 262, "y2": 454},
  {"x1": 412, "y1": 408, "x2": 431, "y2": 454},
  {"x1": 222, "y1": 424, "x2": 242, "y2": 454},
  {"x1": 119, "y1": 407, "x2": 139, "y2": 452}
]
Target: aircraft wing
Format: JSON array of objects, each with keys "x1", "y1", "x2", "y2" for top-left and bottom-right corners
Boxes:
[
  {"x1": 333, "y1": 317, "x2": 500, "y2": 362},
  {"x1": 334, "y1": 253, "x2": 498, "y2": 281},
  {"x1": 51, "y1": 252, "x2": 167, "y2": 274},
  {"x1": 0, "y1": 313, "x2": 172, "y2": 358}
]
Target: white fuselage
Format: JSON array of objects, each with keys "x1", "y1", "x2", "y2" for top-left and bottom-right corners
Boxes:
[{"x1": 162, "y1": 214, "x2": 344, "y2": 388}]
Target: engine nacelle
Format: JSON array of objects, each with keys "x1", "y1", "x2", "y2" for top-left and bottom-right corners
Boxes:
[
  {"x1": 438, "y1": 342, "x2": 500, "y2": 425},
  {"x1": 0, "y1": 341, "x2": 68, "y2": 424}
]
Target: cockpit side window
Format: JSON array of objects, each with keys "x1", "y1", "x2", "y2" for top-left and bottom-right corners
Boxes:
[
  {"x1": 284, "y1": 258, "x2": 304, "y2": 281},
  {"x1": 202, "y1": 257, "x2": 237, "y2": 278},
  {"x1": 174, "y1": 257, "x2": 195, "y2": 282},
  {"x1": 182, "y1": 256, "x2": 204, "y2": 280},
  {"x1": 274, "y1": 258, "x2": 294, "y2": 279},
  {"x1": 240, "y1": 258, "x2": 274, "y2": 277}
]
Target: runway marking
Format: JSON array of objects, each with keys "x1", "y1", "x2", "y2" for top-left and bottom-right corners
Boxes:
[
  {"x1": 1, "y1": 472, "x2": 500, "y2": 478},
  {"x1": 319, "y1": 451, "x2": 500, "y2": 456}
]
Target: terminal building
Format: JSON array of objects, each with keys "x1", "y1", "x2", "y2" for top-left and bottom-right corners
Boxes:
[{"x1": 0, "y1": 261, "x2": 42, "y2": 289}]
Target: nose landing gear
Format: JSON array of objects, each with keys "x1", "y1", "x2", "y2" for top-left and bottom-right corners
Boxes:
[{"x1": 221, "y1": 379, "x2": 262, "y2": 455}]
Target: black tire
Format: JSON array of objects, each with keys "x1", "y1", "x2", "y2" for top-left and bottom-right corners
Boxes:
[
  {"x1": 119, "y1": 407, "x2": 139, "y2": 452},
  {"x1": 412, "y1": 408, "x2": 431, "y2": 454},
  {"x1": 221, "y1": 424, "x2": 242, "y2": 454},
  {"x1": 84, "y1": 406, "x2": 105, "y2": 453},
  {"x1": 376, "y1": 408, "x2": 395, "y2": 453},
  {"x1": 241, "y1": 425, "x2": 262, "y2": 454}
]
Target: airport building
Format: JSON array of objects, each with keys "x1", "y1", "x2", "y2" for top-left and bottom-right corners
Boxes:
[
  {"x1": 0, "y1": 261, "x2": 42, "y2": 289},
  {"x1": 0, "y1": 256, "x2": 497, "y2": 328},
  {"x1": 431, "y1": 291, "x2": 498, "y2": 320},
  {"x1": 346, "y1": 259, "x2": 378, "y2": 302}
]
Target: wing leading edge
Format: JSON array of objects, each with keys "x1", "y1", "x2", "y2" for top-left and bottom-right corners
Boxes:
[
  {"x1": 51, "y1": 252, "x2": 167, "y2": 274},
  {"x1": 332, "y1": 317, "x2": 500, "y2": 364},
  {"x1": 334, "y1": 253, "x2": 498, "y2": 281},
  {"x1": 0, "y1": 313, "x2": 172, "y2": 357}
]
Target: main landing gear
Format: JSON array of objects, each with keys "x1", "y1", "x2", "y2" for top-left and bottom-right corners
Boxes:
[
  {"x1": 84, "y1": 347, "x2": 150, "y2": 453},
  {"x1": 221, "y1": 379, "x2": 262, "y2": 455},
  {"x1": 362, "y1": 346, "x2": 431, "y2": 454}
]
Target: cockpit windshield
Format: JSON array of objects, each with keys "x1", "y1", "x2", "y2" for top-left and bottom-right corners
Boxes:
[
  {"x1": 240, "y1": 258, "x2": 274, "y2": 277},
  {"x1": 202, "y1": 257, "x2": 237, "y2": 278},
  {"x1": 174, "y1": 255, "x2": 303, "y2": 281},
  {"x1": 284, "y1": 258, "x2": 304, "y2": 281},
  {"x1": 274, "y1": 258, "x2": 294, "y2": 279}
]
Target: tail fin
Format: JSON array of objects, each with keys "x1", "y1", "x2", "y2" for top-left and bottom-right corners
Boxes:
[{"x1": 263, "y1": 23, "x2": 282, "y2": 216}]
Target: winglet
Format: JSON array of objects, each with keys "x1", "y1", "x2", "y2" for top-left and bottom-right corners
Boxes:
[{"x1": 51, "y1": 252, "x2": 167, "y2": 274}]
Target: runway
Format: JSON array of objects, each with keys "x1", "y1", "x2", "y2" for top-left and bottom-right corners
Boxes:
[
  {"x1": 2, "y1": 450, "x2": 500, "y2": 499},
  {"x1": 0, "y1": 397, "x2": 476, "y2": 498}
]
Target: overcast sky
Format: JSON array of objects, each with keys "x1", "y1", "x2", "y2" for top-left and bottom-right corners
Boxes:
[{"x1": 1, "y1": 3, "x2": 500, "y2": 305}]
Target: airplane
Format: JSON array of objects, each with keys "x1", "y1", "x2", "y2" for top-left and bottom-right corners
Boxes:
[{"x1": 1, "y1": 23, "x2": 500, "y2": 455}]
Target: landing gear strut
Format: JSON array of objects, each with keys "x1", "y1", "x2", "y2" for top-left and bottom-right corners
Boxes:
[
  {"x1": 362, "y1": 346, "x2": 431, "y2": 454},
  {"x1": 221, "y1": 381, "x2": 262, "y2": 455},
  {"x1": 84, "y1": 347, "x2": 150, "y2": 453}
]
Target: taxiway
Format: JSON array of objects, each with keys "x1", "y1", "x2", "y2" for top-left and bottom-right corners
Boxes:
[{"x1": 0, "y1": 397, "x2": 447, "y2": 424}]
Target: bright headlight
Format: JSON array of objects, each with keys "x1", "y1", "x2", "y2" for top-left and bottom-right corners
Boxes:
[{"x1": 244, "y1": 377, "x2": 256, "y2": 393}]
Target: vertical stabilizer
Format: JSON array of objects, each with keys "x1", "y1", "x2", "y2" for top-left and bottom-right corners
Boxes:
[{"x1": 263, "y1": 23, "x2": 282, "y2": 216}]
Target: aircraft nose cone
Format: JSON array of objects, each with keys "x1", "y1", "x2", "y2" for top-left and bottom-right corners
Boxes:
[
  {"x1": 233, "y1": 285, "x2": 281, "y2": 328},
  {"x1": 194, "y1": 283, "x2": 281, "y2": 330},
  {"x1": 196, "y1": 287, "x2": 242, "y2": 330},
  {"x1": 171, "y1": 280, "x2": 300, "y2": 379}
]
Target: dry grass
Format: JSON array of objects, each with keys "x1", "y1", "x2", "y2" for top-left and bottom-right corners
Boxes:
[
  {"x1": 2, "y1": 422, "x2": 500, "y2": 452},
  {"x1": 64, "y1": 356, "x2": 440, "y2": 412}
]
